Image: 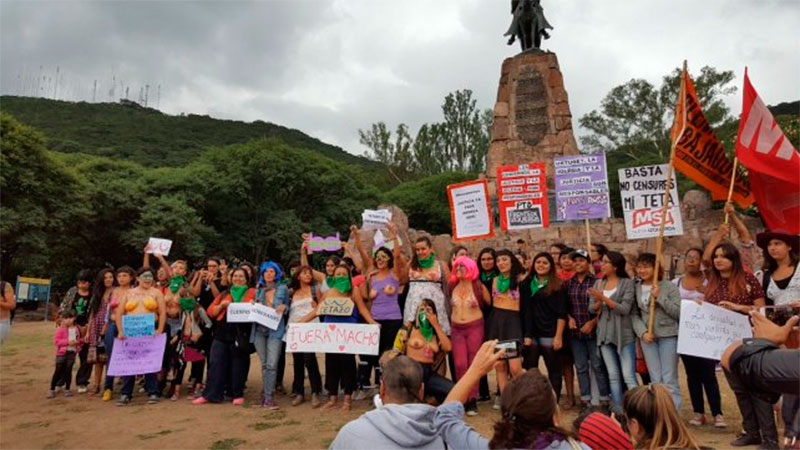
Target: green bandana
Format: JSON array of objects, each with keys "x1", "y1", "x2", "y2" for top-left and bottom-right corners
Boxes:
[
  {"x1": 418, "y1": 311, "x2": 434, "y2": 341},
  {"x1": 180, "y1": 297, "x2": 195, "y2": 312},
  {"x1": 75, "y1": 297, "x2": 88, "y2": 316},
  {"x1": 169, "y1": 275, "x2": 185, "y2": 294},
  {"x1": 496, "y1": 274, "x2": 511, "y2": 293},
  {"x1": 480, "y1": 270, "x2": 498, "y2": 283},
  {"x1": 530, "y1": 276, "x2": 547, "y2": 297},
  {"x1": 331, "y1": 276, "x2": 351, "y2": 294},
  {"x1": 326, "y1": 275, "x2": 335, "y2": 288},
  {"x1": 230, "y1": 286, "x2": 248, "y2": 303},
  {"x1": 418, "y1": 253, "x2": 436, "y2": 269}
]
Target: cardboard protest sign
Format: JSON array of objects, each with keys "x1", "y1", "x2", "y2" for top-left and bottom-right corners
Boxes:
[
  {"x1": 286, "y1": 323, "x2": 380, "y2": 355},
  {"x1": 677, "y1": 300, "x2": 752, "y2": 360},
  {"x1": 618, "y1": 164, "x2": 684, "y2": 239},
  {"x1": 226, "y1": 303, "x2": 282, "y2": 330},
  {"x1": 306, "y1": 233, "x2": 342, "y2": 253},
  {"x1": 107, "y1": 334, "x2": 167, "y2": 376},
  {"x1": 145, "y1": 237, "x2": 172, "y2": 256},
  {"x1": 122, "y1": 314, "x2": 155, "y2": 337},
  {"x1": 446, "y1": 179, "x2": 494, "y2": 241},
  {"x1": 361, "y1": 209, "x2": 392, "y2": 230},
  {"x1": 497, "y1": 163, "x2": 549, "y2": 231},
  {"x1": 554, "y1": 154, "x2": 610, "y2": 221},
  {"x1": 317, "y1": 298, "x2": 355, "y2": 317}
]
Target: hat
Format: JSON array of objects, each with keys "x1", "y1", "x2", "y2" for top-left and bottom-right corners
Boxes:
[
  {"x1": 756, "y1": 230, "x2": 800, "y2": 255},
  {"x1": 578, "y1": 412, "x2": 633, "y2": 450},
  {"x1": 570, "y1": 249, "x2": 591, "y2": 262}
]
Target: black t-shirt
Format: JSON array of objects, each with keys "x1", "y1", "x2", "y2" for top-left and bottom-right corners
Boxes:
[
  {"x1": 198, "y1": 279, "x2": 222, "y2": 310},
  {"x1": 75, "y1": 295, "x2": 90, "y2": 326},
  {"x1": 520, "y1": 281, "x2": 568, "y2": 339}
]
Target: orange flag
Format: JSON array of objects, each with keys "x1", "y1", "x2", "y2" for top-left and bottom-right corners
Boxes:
[{"x1": 670, "y1": 69, "x2": 754, "y2": 208}]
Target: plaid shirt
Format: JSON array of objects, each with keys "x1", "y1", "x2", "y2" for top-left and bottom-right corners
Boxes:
[{"x1": 566, "y1": 273, "x2": 596, "y2": 339}]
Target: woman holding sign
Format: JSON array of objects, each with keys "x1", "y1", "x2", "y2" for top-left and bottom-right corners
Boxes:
[
  {"x1": 630, "y1": 253, "x2": 682, "y2": 410},
  {"x1": 404, "y1": 236, "x2": 451, "y2": 336},
  {"x1": 115, "y1": 267, "x2": 166, "y2": 405},
  {"x1": 488, "y1": 249, "x2": 526, "y2": 395},
  {"x1": 307, "y1": 263, "x2": 376, "y2": 411},
  {"x1": 101, "y1": 266, "x2": 135, "y2": 401},
  {"x1": 251, "y1": 262, "x2": 289, "y2": 410},
  {"x1": 288, "y1": 266, "x2": 323, "y2": 407},
  {"x1": 193, "y1": 267, "x2": 255, "y2": 406}
]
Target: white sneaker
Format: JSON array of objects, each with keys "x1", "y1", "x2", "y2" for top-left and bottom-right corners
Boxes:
[
  {"x1": 353, "y1": 389, "x2": 370, "y2": 401},
  {"x1": 493, "y1": 396, "x2": 501, "y2": 410},
  {"x1": 77, "y1": 386, "x2": 88, "y2": 394}
]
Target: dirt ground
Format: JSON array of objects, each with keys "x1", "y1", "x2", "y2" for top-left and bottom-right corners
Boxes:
[{"x1": 0, "y1": 321, "x2": 768, "y2": 449}]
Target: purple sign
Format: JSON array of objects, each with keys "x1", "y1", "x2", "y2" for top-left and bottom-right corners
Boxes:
[
  {"x1": 107, "y1": 333, "x2": 166, "y2": 377},
  {"x1": 554, "y1": 154, "x2": 611, "y2": 221}
]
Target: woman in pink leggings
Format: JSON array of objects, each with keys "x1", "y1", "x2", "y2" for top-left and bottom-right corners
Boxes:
[{"x1": 448, "y1": 256, "x2": 490, "y2": 416}]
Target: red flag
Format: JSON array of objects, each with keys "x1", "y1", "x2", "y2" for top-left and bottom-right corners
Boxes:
[{"x1": 735, "y1": 69, "x2": 800, "y2": 234}]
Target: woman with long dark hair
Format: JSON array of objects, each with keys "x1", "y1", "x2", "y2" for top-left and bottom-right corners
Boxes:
[
  {"x1": 101, "y1": 265, "x2": 135, "y2": 401},
  {"x1": 188, "y1": 257, "x2": 224, "y2": 398},
  {"x1": 403, "y1": 236, "x2": 450, "y2": 335},
  {"x1": 521, "y1": 252, "x2": 566, "y2": 401},
  {"x1": 487, "y1": 249, "x2": 526, "y2": 395},
  {"x1": 86, "y1": 268, "x2": 115, "y2": 395},
  {"x1": 287, "y1": 266, "x2": 323, "y2": 407},
  {"x1": 476, "y1": 247, "x2": 497, "y2": 403},
  {"x1": 588, "y1": 251, "x2": 637, "y2": 411}
]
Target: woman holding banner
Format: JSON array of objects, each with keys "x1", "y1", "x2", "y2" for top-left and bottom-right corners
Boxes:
[
  {"x1": 630, "y1": 253, "x2": 682, "y2": 410},
  {"x1": 288, "y1": 266, "x2": 323, "y2": 407},
  {"x1": 115, "y1": 267, "x2": 166, "y2": 405},
  {"x1": 101, "y1": 266, "x2": 135, "y2": 401},
  {"x1": 193, "y1": 267, "x2": 255, "y2": 406},
  {"x1": 404, "y1": 236, "x2": 451, "y2": 336},
  {"x1": 588, "y1": 251, "x2": 637, "y2": 411},
  {"x1": 251, "y1": 262, "x2": 289, "y2": 410},
  {"x1": 488, "y1": 249, "x2": 526, "y2": 395}
]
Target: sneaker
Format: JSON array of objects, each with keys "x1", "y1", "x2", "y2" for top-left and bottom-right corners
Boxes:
[
  {"x1": 493, "y1": 396, "x2": 501, "y2": 410},
  {"x1": 311, "y1": 393, "x2": 321, "y2": 408},
  {"x1": 261, "y1": 398, "x2": 279, "y2": 410},
  {"x1": 117, "y1": 395, "x2": 131, "y2": 406},
  {"x1": 102, "y1": 389, "x2": 112, "y2": 401},
  {"x1": 77, "y1": 386, "x2": 88, "y2": 394},
  {"x1": 192, "y1": 397, "x2": 209, "y2": 405},
  {"x1": 292, "y1": 395, "x2": 304, "y2": 406},
  {"x1": 689, "y1": 413, "x2": 706, "y2": 426},
  {"x1": 138, "y1": 386, "x2": 146, "y2": 393},
  {"x1": 352, "y1": 389, "x2": 369, "y2": 401},
  {"x1": 148, "y1": 394, "x2": 160, "y2": 404},
  {"x1": 730, "y1": 433, "x2": 761, "y2": 447},
  {"x1": 477, "y1": 395, "x2": 491, "y2": 403},
  {"x1": 758, "y1": 440, "x2": 779, "y2": 450},
  {"x1": 63, "y1": 390, "x2": 73, "y2": 398},
  {"x1": 232, "y1": 397, "x2": 245, "y2": 406},
  {"x1": 713, "y1": 415, "x2": 727, "y2": 428},
  {"x1": 46, "y1": 390, "x2": 56, "y2": 399},
  {"x1": 466, "y1": 400, "x2": 479, "y2": 417}
]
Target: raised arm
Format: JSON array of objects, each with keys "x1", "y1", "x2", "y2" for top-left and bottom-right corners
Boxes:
[
  {"x1": 725, "y1": 202, "x2": 753, "y2": 244},
  {"x1": 300, "y1": 240, "x2": 326, "y2": 284},
  {"x1": 703, "y1": 222, "x2": 731, "y2": 268},
  {"x1": 155, "y1": 254, "x2": 173, "y2": 279},
  {"x1": 350, "y1": 225, "x2": 372, "y2": 275}
]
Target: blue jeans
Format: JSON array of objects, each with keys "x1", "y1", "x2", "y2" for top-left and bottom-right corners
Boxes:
[
  {"x1": 254, "y1": 332, "x2": 282, "y2": 401},
  {"x1": 570, "y1": 338, "x2": 610, "y2": 402},
  {"x1": 641, "y1": 336, "x2": 681, "y2": 410},
  {"x1": 600, "y1": 342, "x2": 638, "y2": 408},
  {"x1": 122, "y1": 372, "x2": 159, "y2": 397},
  {"x1": 103, "y1": 322, "x2": 117, "y2": 390}
]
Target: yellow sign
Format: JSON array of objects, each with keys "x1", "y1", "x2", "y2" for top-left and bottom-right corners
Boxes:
[{"x1": 18, "y1": 277, "x2": 51, "y2": 285}]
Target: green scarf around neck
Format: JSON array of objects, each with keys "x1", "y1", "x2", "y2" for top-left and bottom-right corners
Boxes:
[
  {"x1": 480, "y1": 270, "x2": 498, "y2": 283},
  {"x1": 530, "y1": 276, "x2": 547, "y2": 297},
  {"x1": 169, "y1": 275, "x2": 185, "y2": 294},
  {"x1": 229, "y1": 285, "x2": 248, "y2": 303},
  {"x1": 418, "y1": 311, "x2": 434, "y2": 341},
  {"x1": 331, "y1": 276, "x2": 351, "y2": 294},
  {"x1": 326, "y1": 275, "x2": 335, "y2": 288},
  {"x1": 180, "y1": 297, "x2": 195, "y2": 312},
  {"x1": 496, "y1": 274, "x2": 511, "y2": 293},
  {"x1": 418, "y1": 253, "x2": 436, "y2": 270}
]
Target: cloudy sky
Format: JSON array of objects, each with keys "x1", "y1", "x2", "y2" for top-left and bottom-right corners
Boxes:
[{"x1": 1, "y1": 0, "x2": 797, "y2": 156}]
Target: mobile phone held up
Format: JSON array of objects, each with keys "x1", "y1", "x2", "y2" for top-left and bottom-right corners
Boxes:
[
  {"x1": 495, "y1": 339, "x2": 521, "y2": 359},
  {"x1": 761, "y1": 305, "x2": 800, "y2": 327}
]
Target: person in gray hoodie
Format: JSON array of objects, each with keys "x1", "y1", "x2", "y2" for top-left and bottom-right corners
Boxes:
[{"x1": 329, "y1": 354, "x2": 446, "y2": 450}]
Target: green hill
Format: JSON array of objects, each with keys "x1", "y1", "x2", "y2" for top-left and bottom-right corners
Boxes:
[{"x1": 0, "y1": 95, "x2": 383, "y2": 172}]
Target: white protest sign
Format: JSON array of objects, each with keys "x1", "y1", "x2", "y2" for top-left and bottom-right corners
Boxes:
[
  {"x1": 372, "y1": 229, "x2": 402, "y2": 250},
  {"x1": 145, "y1": 237, "x2": 173, "y2": 256},
  {"x1": 286, "y1": 322, "x2": 380, "y2": 355},
  {"x1": 618, "y1": 164, "x2": 683, "y2": 240},
  {"x1": 226, "y1": 303, "x2": 281, "y2": 330},
  {"x1": 362, "y1": 209, "x2": 392, "y2": 230},
  {"x1": 677, "y1": 300, "x2": 752, "y2": 360},
  {"x1": 446, "y1": 179, "x2": 494, "y2": 241}
]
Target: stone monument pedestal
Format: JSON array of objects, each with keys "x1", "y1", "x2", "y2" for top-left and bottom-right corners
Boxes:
[{"x1": 487, "y1": 51, "x2": 579, "y2": 195}]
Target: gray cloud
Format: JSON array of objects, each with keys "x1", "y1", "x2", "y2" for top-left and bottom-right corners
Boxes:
[{"x1": 2, "y1": 0, "x2": 798, "y2": 157}]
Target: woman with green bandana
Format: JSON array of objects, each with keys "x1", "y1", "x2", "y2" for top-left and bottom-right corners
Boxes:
[
  {"x1": 193, "y1": 267, "x2": 255, "y2": 406},
  {"x1": 304, "y1": 263, "x2": 376, "y2": 411},
  {"x1": 165, "y1": 285, "x2": 200, "y2": 400},
  {"x1": 403, "y1": 236, "x2": 451, "y2": 336},
  {"x1": 300, "y1": 239, "x2": 341, "y2": 295},
  {"x1": 486, "y1": 249, "x2": 526, "y2": 396}
]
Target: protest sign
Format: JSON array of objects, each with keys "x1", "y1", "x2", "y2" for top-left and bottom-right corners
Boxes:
[
  {"x1": 122, "y1": 314, "x2": 155, "y2": 337},
  {"x1": 372, "y1": 229, "x2": 402, "y2": 251},
  {"x1": 306, "y1": 233, "x2": 342, "y2": 253},
  {"x1": 618, "y1": 164, "x2": 684, "y2": 239},
  {"x1": 361, "y1": 209, "x2": 392, "y2": 230},
  {"x1": 107, "y1": 334, "x2": 167, "y2": 376},
  {"x1": 446, "y1": 180, "x2": 494, "y2": 241},
  {"x1": 226, "y1": 303, "x2": 281, "y2": 330},
  {"x1": 677, "y1": 300, "x2": 752, "y2": 360},
  {"x1": 286, "y1": 323, "x2": 380, "y2": 355},
  {"x1": 145, "y1": 237, "x2": 172, "y2": 256},
  {"x1": 554, "y1": 154, "x2": 610, "y2": 221},
  {"x1": 497, "y1": 163, "x2": 549, "y2": 231},
  {"x1": 317, "y1": 298, "x2": 355, "y2": 317}
]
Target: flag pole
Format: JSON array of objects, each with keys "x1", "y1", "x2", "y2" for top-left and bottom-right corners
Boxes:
[
  {"x1": 723, "y1": 157, "x2": 739, "y2": 224},
  {"x1": 585, "y1": 218, "x2": 593, "y2": 273},
  {"x1": 648, "y1": 60, "x2": 687, "y2": 336}
]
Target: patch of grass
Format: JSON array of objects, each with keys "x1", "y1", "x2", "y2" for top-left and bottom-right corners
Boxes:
[
  {"x1": 137, "y1": 429, "x2": 174, "y2": 440},
  {"x1": 209, "y1": 438, "x2": 245, "y2": 450},
  {"x1": 278, "y1": 434, "x2": 305, "y2": 445},
  {"x1": 66, "y1": 404, "x2": 90, "y2": 413},
  {"x1": 43, "y1": 440, "x2": 64, "y2": 450},
  {"x1": 16, "y1": 421, "x2": 50, "y2": 430},
  {"x1": 263, "y1": 410, "x2": 287, "y2": 420},
  {"x1": 320, "y1": 438, "x2": 334, "y2": 448},
  {"x1": 282, "y1": 420, "x2": 300, "y2": 426},
  {"x1": 248, "y1": 421, "x2": 281, "y2": 431}
]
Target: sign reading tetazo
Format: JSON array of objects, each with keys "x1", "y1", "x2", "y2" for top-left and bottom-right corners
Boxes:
[{"x1": 317, "y1": 298, "x2": 355, "y2": 317}]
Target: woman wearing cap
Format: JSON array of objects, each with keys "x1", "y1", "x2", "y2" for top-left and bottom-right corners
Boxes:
[
  {"x1": 251, "y1": 262, "x2": 289, "y2": 409},
  {"x1": 757, "y1": 229, "x2": 800, "y2": 447}
]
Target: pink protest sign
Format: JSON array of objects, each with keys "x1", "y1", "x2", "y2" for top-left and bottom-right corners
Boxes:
[
  {"x1": 307, "y1": 233, "x2": 342, "y2": 253},
  {"x1": 286, "y1": 323, "x2": 380, "y2": 355},
  {"x1": 107, "y1": 334, "x2": 167, "y2": 376}
]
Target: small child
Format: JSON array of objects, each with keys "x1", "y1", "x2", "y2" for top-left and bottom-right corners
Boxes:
[{"x1": 48, "y1": 309, "x2": 82, "y2": 398}]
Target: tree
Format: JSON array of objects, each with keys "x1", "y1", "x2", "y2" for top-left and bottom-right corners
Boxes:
[
  {"x1": 441, "y1": 89, "x2": 490, "y2": 172},
  {"x1": 358, "y1": 122, "x2": 414, "y2": 183}
]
